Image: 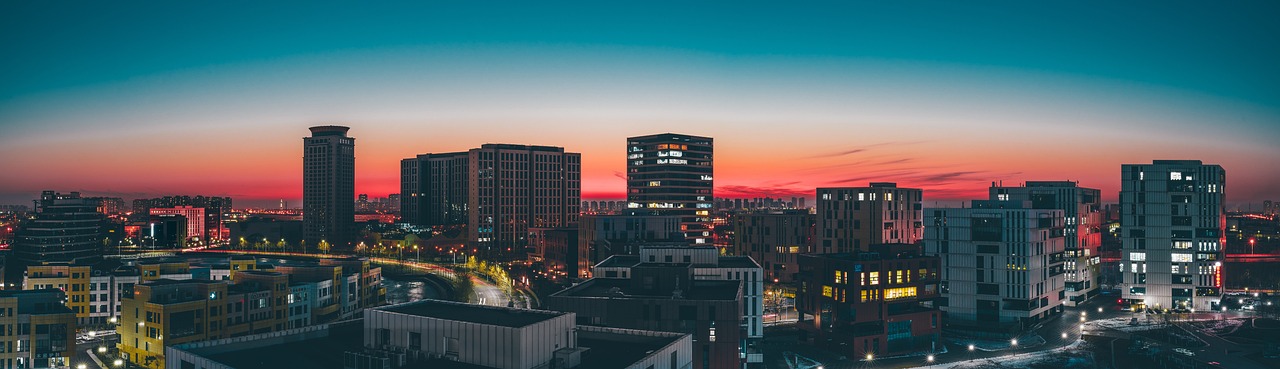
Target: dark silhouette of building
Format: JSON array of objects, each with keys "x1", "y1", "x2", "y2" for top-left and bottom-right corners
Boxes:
[
  {"x1": 796, "y1": 244, "x2": 941, "y2": 359},
  {"x1": 304, "y1": 126, "x2": 355, "y2": 249},
  {"x1": 399, "y1": 152, "x2": 469, "y2": 228},
  {"x1": 14, "y1": 191, "x2": 104, "y2": 265},
  {"x1": 130, "y1": 195, "x2": 232, "y2": 242},
  {"x1": 626, "y1": 133, "x2": 714, "y2": 245},
  {"x1": 816, "y1": 183, "x2": 923, "y2": 254},
  {"x1": 733, "y1": 210, "x2": 814, "y2": 283}
]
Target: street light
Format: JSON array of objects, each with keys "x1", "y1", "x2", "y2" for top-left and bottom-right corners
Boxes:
[
  {"x1": 1062, "y1": 332, "x2": 1068, "y2": 339},
  {"x1": 927, "y1": 354, "x2": 935, "y2": 362},
  {"x1": 114, "y1": 359, "x2": 123, "y2": 367},
  {"x1": 865, "y1": 353, "x2": 874, "y2": 361},
  {"x1": 98, "y1": 346, "x2": 106, "y2": 353},
  {"x1": 968, "y1": 344, "x2": 975, "y2": 351},
  {"x1": 1011, "y1": 339, "x2": 1018, "y2": 346}
]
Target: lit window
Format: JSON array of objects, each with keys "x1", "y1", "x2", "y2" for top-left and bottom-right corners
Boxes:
[
  {"x1": 1170, "y1": 172, "x2": 1182, "y2": 180},
  {"x1": 822, "y1": 286, "x2": 833, "y2": 298},
  {"x1": 884, "y1": 287, "x2": 918, "y2": 300},
  {"x1": 1129, "y1": 252, "x2": 1146, "y2": 261},
  {"x1": 1172, "y1": 253, "x2": 1192, "y2": 263},
  {"x1": 869, "y1": 272, "x2": 879, "y2": 285}
]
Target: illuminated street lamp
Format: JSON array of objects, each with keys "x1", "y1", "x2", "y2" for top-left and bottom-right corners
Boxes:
[
  {"x1": 865, "y1": 353, "x2": 874, "y2": 361},
  {"x1": 1061, "y1": 333, "x2": 1068, "y2": 339},
  {"x1": 927, "y1": 354, "x2": 935, "y2": 363},
  {"x1": 98, "y1": 346, "x2": 106, "y2": 353},
  {"x1": 968, "y1": 344, "x2": 975, "y2": 351},
  {"x1": 1011, "y1": 339, "x2": 1018, "y2": 346}
]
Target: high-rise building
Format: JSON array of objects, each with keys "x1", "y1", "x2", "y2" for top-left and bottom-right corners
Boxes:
[
  {"x1": 815, "y1": 183, "x2": 923, "y2": 254},
  {"x1": 924, "y1": 200, "x2": 1066, "y2": 331},
  {"x1": 733, "y1": 210, "x2": 814, "y2": 283},
  {"x1": 303, "y1": 126, "x2": 355, "y2": 248},
  {"x1": 14, "y1": 191, "x2": 104, "y2": 265},
  {"x1": 399, "y1": 152, "x2": 469, "y2": 228},
  {"x1": 469, "y1": 144, "x2": 581, "y2": 256},
  {"x1": 990, "y1": 181, "x2": 1103, "y2": 306},
  {"x1": 86, "y1": 196, "x2": 126, "y2": 215},
  {"x1": 1119, "y1": 160, "x2": 1225, "y2": 311},
  {"x1": 626, "y1": 133, "x2": 714, "y2": 244}
]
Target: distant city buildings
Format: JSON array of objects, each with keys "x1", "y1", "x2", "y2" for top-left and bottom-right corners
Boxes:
[
  {"x1": 1120, "y1": 160, "x2": 1226, "y2": 312},
  {"x1": 131, "y1": 195, "x2": 232, "y2": 242},
  {"x1": 732, "y1": 210, "x2": 814, "y2": 283},
  {"x1": 626, "y1": 133, "x2": 714, "y2": 245},
  {"x1": 149, "y1": 206, "x2": 205, "y2": 245},
  {"x1": 796, "y1": 244, "x2": 941, "y2": 359},
  {"x1": 990, "y1": 181, "x2": 1103, "y2": 306},
  {"x1": 14, "y1": 191, "x2": 104, "y2": 265},
  {"x1": 816, "y1": 183, "x2": 923, "y2": 254},
  {"x1": 924, "y1": 200, "x2": 1066, "y2": 332},
  {"x1": 304, "y1": 125, "x2": 356, "y2": 249}
]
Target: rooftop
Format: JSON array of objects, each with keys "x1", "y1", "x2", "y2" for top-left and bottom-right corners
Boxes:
[
  {"x1": 553, "y1": 278, "x2": 740, "y2": 301},
  {"x1": 375, "y1": 299, "x2": 568, "y2": 328},
  {"x1": 199, "y1": 321, "x2": 361, "y2": 369},
  {"x1": 576, "y1": 327, "x2": 687, "y2": 369}
]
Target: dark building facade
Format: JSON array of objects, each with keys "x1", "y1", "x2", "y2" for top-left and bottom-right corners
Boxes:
[
  {"x1": 15, "y1": 191, "x2": 104, "y2": 265},
  {"x1": 546, "y1": 263, "x2": 743, "y2": 369},
  {"x1": 796, "y1": 244, "x2": 941, "y2": 359},
  {"x1": 528, "y1": 227, "x2": 581, "y2": 282},
  {"x1": 579, "y1": 214, "x2": 684, "y2": 277},
  {"x1": 303, "y1": 126, "x2": 355, "y2": 248},
  {"x1": 399, "y1": 152, "x2": 469, "y2": 228},
  {"x1": 468, "y1": 144, "x2": 581, "y2": 256},
  {"x1": 626, "y1": 133, "x2": 714, "y2": 245},
  {"x1": 733, "y1": 210, "x2": 814, "y2": 283}
]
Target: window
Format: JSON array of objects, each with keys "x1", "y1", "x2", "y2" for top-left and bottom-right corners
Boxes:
[
  {"x1": 869, "y1": 272, "x2": 879, "y2": 285},
  {"x1": 1170, "y1": 172, "x2": 1182, "y2": 180},
  {"x1": 1129, "y1": 252, "x2": 1146, "y2": 261},
  {"x1": 884, "y1": 287, "x2": 918, "y2": 300},
  {"x1": 1172, "y1": 253, "x2": 1193, "y2": 263},
  {"x1": 822, "y1": 286, "x2": 833, "y2": 298}
]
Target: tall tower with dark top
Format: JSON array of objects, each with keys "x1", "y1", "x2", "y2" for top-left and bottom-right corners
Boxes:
[
  {"x1": 303, "y1": 126, "x2": 355, "y2": 249},
  {"x1": 625, "y1": 133, "x2": 714, "y2": 245}
]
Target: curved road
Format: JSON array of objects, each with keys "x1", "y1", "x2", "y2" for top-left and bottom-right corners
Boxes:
[{"x1": 191, "y1": 250, "x2": 521, "y2": 308}]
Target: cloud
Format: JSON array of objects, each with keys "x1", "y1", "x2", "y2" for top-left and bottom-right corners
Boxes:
[
  {"x1": 716, "y1": 185, "x2": 812, "y2": 199},
  {"x1": 612, "y1": 171, "x2": 626, "y2": 180}
]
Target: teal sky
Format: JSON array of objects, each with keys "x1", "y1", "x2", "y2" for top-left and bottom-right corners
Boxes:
[{"x1": 2, "y1": 1, "x2": 1278, "y2": 207}]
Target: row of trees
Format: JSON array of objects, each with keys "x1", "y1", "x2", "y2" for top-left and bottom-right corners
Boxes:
[{"x1": 233, "y1": 237, "x2": 331, "y2": 254}]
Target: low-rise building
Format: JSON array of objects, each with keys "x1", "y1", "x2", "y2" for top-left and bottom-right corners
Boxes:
[
  {"x1": 165, "y1": 299, "x2": 693, "y2": 369},
  {"x1": 796, "y1": 244, "x2": 941, "y2": 358},
  {"x1": 732, "y1": 210, "x2": 814, "y2": 283},
  {"x1": 0, "y1": 289, "x2": 78, "y2": 369}
]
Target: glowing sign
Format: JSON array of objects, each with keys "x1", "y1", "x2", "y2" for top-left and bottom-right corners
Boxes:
[
  {"x1": 1214, "y1": 267, "x2": 1222, "y2": 287},
  {"x1": 656, "y1": 159, "x2": 688, "y2": 165}
]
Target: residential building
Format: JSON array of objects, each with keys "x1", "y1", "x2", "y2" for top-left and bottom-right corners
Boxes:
[
  {"x1": 1119, "y1": 160, "x2": 1226, "y2": 311},
  {"x1": 546, "y1": 264, "x2": 741, "y2": 369},
  {"x1": 303, "y1": 125, "x2": 356, "y2": 249},
  {"x1": 923, "y1": 200, "x2": 1066, "y2": 332},
  {"x1": 796, "y1": 244, "x2": 941, "y2": 358},
  {"x1": 166, "y1": 300, "x2": 693, "y2": 369},
  {"x1": 733, "y1": 210, "x2": 814, "y2": 283},
  {"x1": 399, "y1": 152, "x2": 469, "y2": 228},
  {"x1": 144, "y1": 214, "x2": 188, "y2": 248},
  {"x1": 578, "y1": 214, "x2": 684, "y2": 278},
  {"x1": 816, "y1": 183, "x2": 923, "y2": 254},
  {"x1": 14, "y1": 191, "x2": 103, "y2": 265},
  {"x1": 626, "y1": 133, "x2": 714, "y2": 245},
  {"x1": 469, "y1": 144, "x2": 581, "y2": 257},
  {"x1": 990, "y1": 181, "x2": 1103, "y2": 306},
  {"x1": 0, "y1": 289, "x2": 78, "y2": 369}
]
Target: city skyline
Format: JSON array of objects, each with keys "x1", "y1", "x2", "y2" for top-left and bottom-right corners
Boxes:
[{"x1": 3, "y1": 2, "x2": 1280, "y2": 207}]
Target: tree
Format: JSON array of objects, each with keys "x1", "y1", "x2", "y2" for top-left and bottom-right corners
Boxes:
[
  {"x1": 276, "y1": 239, "x2": 288, "y2": 253},
  {"x1": 452, "y1": 275, "x2": 474, "y2": 303},
  {"x1": 237, "y1": 238, "x2": 248, "y2": 250}
]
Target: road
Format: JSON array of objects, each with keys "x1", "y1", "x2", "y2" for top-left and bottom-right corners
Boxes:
[
  {"x1": 193, "y1": 250, "x2": 523, "y2": 308},
  {"x1": 760, "y1": 297, "x2": 1123, "y2": 369}
]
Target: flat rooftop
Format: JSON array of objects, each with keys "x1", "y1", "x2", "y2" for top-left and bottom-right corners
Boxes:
[
  {"x1": 189, "y1": 320, "x2": 687, "y2": 369},
  {"x1": 375, "y1": 299, "x2": 568, "y2": 328},
  {"x1": 200, "y1": 320, "x2": 361, "y2": 369},
  {"x1": 553, "y1": 278, "x2": 739, "y2": 301},
  {"x1": 577, "y1": 327, "x2": 686, "y2": 369}
]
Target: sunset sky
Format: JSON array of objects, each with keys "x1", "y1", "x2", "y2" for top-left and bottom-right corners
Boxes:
[{"x1": 2, "y1": 2, "x2": 1278, "y2": 208}]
